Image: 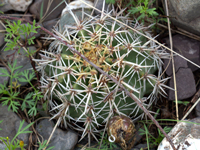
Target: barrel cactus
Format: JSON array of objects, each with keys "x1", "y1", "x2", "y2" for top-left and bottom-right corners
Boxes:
[{"x1": 35, "y1": 3, "x2": 170, "y2": 143}]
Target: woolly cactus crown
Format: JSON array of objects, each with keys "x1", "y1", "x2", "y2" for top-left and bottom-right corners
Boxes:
[{"x1": 35, "y1": 3, "x2": 171, "y2": 142}]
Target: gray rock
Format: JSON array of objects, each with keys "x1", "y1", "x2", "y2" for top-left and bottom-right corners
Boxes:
[
  {"x1": 164, "y1": 34, "x2": 200, "y2": 72},
  {"x1": 0, "y1": 67, "x2": 9, "y2": 85},
  {"x1": 0, "y1": 0, "x2": 32, "y2": 12},
  {"x1": 22, "y1": 13, "x2": 33, "y2": 22},
  {"x1": 195, "y1": 95, "x2": 200, "y2": 117},
  {"x1": 168, "y1": 68, "x2": 196, "y2": 100},
  {"x1": 0, "y1": 104, "x2": 30, "y2": 147},
  {"x1": 36, "y1": 119, "x2": 78, "y2": 150},
  {"x1": 163, "y1": 0, "x2": 200, "y2": 36},
  {"x1": 196, "y1": 103, "x2": 200, "y2": 117},
  {"x1": 163, "y1": 55, "x2": 188, "y2": 76},
  {"x1": 59, "y1": 9, "x2": 92, "y2": 32},
  {"x1": 43, "y1": 18, "x2": 59, "y2": 31},
  {"x1": 0, "y1": 139, "x2": 7, "y2": 150},
  {"x1": 94, "y1": 0, "x2": 111, "y2": 16},
  {"x1": 0, "y1": 23, "x2": 5, "y2": 48},
  {"x1": 158, "y1": 117, "x2": 200, "y2": 150},
  {"x1": 29, "y1": 0, "x2": 66, "y2": 22},
  {"x1": 28, "y1": 0, "x2": 43, "y2": 19},
  {"x1": 169, "y1": 0, "x2": 200, "y2": 22},
  {"x1": 0, "y1": 46, "x2": 36, "y2": 86}
]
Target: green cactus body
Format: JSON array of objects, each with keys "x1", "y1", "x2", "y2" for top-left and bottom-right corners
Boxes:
[{"x1": 36, "y1": 8, "x2": 170, "y2": 141}]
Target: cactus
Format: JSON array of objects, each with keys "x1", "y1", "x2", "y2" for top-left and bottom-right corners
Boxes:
[{"x1": 35, "y1": 4, "x2": 171, "y2": 143}]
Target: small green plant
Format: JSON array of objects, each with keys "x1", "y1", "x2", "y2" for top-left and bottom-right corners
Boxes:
[
  {"x1": 86, "y1": 132, "x2": 118, "y2": 150},
  {"x1": 0, "y1": 120, "x2": 2, "y2": 130},
  {"x1": 5, "y1": 20, "x2": 39, "y2": 51},
  {"x1": 0, "y1": 19, "x2": 43, "y2": 115},
  {"x1": 105, "y1": 0, "x2": 116, "y2": 4},
  {"x1": 0, "y1": 120, "x2": 54, "y2": 150},
  {"x1": 173, "y1": 100, "x2": 190, "y2": 106},
  {"x1": 139, "y1": 124, "x2": 172, "y2": 149},
  {"x1": 0, "y1": 60, "x2": 43, "y2": 116},
  {"x1": 128, "y1": 0, "x2": 158, "y2": 23},
  {"x1": 105, "y1": 0, "x2": 167, "y2": 25},
  {"x1": 0, "y1": 3, "x2": 4, "y2": 14},
  {"x1": 4, "y1": 19, "x2": 40, "y2": 63},
  {"x1": 38, "y1": 140, "x2": 54, "y2": 150},
  {"x1": 0, "y1": 120, "x2": 33, "y2": 150}
]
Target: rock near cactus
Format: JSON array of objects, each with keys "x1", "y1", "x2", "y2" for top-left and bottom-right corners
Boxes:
[{"x1": 35, "y1": 2, "x2": 170, "y2": 143}]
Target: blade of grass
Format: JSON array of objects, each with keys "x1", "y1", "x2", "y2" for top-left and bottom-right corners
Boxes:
[
  {"x1": 182, "y1": 89, "x2": 200, "y2": 119},
  {"x1": 39, "y1": 0, "x2": 65, "y2": 23},
  {"x1": 144, "y1": 124, "x2": 150, "y2": 150},
  {"x1": 40, "y1": 1, "x2": 44, "y2": 20},
  {"x1": 164, "y1": 0, "x2": 179, "y2": 121},
  {"x1": 182, "y1": 97, "x2": 200, "y2": 120},
  {"x1": 156, "y1": 119, "x2": 200, "y2": 125},
  {"x1": 43, "y1": 118, "x2": 61, "y2": 150}
]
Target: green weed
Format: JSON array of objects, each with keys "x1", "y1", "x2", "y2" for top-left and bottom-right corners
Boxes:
[
  {"x1": 139, "y1": 124, "x2": 172, "y2": 149},
  {"x1": 86, "y1": 132, "x2": 119, "y2": 150},
  {"x1": 106, "y1": 0, "x2": 167, "y2": 25},
  {"x1": 4, "y1": 20, "x2": 40, "y2": 54},
  {"x1": 0, "y1": 120, "x2": 33, "y2": 150},
  {"x1": 173, "y1": 100, "x2": 190, "y2": 106},
  {"x1": 128, "y1": 0, "x2": 158, "y2": 23},
  {"x1": 0, "y1": 18, "x2": 43, "y2": 115},
  {"x1": 0, "y1": 120, "x2": 54, "y2": 150},
  {"x1": 0, "y1": 60, "x2": 43, "y2": 116},
  {"x1": 105, "y1": 0, "x2": 116, "y2": 4}
]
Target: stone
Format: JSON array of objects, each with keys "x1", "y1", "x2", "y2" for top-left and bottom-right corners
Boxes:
[
  {"x1": 59, "y1": 0, "x2": 93, "y2": 32},
  {"x1": 0, "y1": 23, "x2": 5, "y2": 48},
  {"x1": 0, "y1": 0, "x2": 32, "y2": 12},
  {"x1": 163, "y1": 0, "x2": 200, "y2": 36},
  {"x1": 195, "y1": 97, "x2": 200, "y2": 117},
  {"x1": 43, "y1": 18, "x2": 59, "y2": 31},
  {"x1": 29, "y1": 0, "x2": 66, "y2": 22},
  {"x1": 61, "y1": 0, "x2": 93, "y2": 16},
  {"x1": 164, "y1": 34, "x2": 200, "y2": 72},
  {"x1": 163, "y1": 55, "x2": 188, "y2": 76},
  {"x1": 22, "y1": 13, "x2": 32, "y2": 22},
  {"x1": 169, "y1": 0, "x2": 200, "y2": 22},
  {"x1": 158, "y1": 117, "x2": 200, "y2": 150},
  {"x1": 59, "y1": 9, "x2": 92, "y2": 32},
  {"x1": 0, "y1": 46, "x2": 36, "y2": 86},
  {"x1": 0, "y1": 67, "x2": 9, "y2": 85},
  {"x1": 28, "y1": 0, "x2": 42, "y2": 19},
  {"x1": 168, "y1": 68, "x2": 196, "y2": 100},
  {"x1": 94, "y1": 0, "x2": 111, "y2": 16},
  {"x1": 0, "y1": 139, "x2": 7, "y2": 150},
  {"x1": 0, "y1": 104, "x2": 30, "y2": 148},
  {"x1": 196, "y1": 103, "x2": 200, "y2": 117},
  {"x1": 36, "y1": 119, "x2": 78, "y2": 150}
]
